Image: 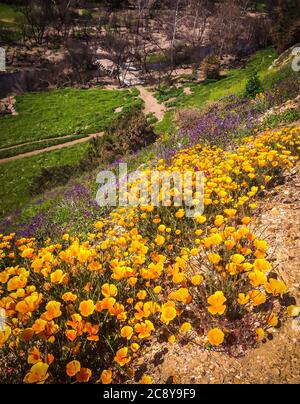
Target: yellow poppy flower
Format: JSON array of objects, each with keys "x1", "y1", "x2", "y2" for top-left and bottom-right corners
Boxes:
[
  {"x1": 248, "y1": 290, "x2": 267, "y2": 306},
  {"x1": 207, "y1": 291, "x2": 227, "y2": 315},
  {"x1": 207, "y1": 328, "x2": 225, "y2": 346},
  {"x1": 207, "y1": 253, "x2": 221, "y2": 265},
  {"x1": 265, "y1": 279, "x2": 287, "y2": 296},
  {"x1": 160, "y1": 302, "x2": 177, "y2": 325},
  {"x1": 101, "y1": 283, "x2": 118, "y2": 298},
  {"x1": 131, "y1": 342, "x2": 140, "y2": 352},
  {"x1": 268, "y1": 314, "x2": 278, "y2": 327},
  {"x1": 237, "y1": 293, "x2": 249, "y2": 305},
  {"x1": 24, "y1": 362, "x2": 49, "y2": 384},
  {"x1": 139, "y1": 375, "x2": 153, "y2": 384},
  {"x1": 256, "y1": 328, "x2": 265, "y2": 342},
  {"x1": 180, "y1": 322, "x2": 192, "y2": 332},
  {"x1": 42, "y1": 301, "x2": 62, "y2": 321},
  {"x1": 170, "y1": 288, "x2": 192, "y2": 304},
  {"x1": 79, "y1": 300, "x2": 95, "y2": 317},
  {"x1": 248, "y1": 270, "x2": 267, "y2": 287},
  {"x1": 121, "y1": 326, "x2": 133, "y2": 340},
  {"x1": 155, "y1": 235, "x2": 165, "y2": 246},
  {"x1": 191, "y1": 275, "x2": 204, "y2": 286}
]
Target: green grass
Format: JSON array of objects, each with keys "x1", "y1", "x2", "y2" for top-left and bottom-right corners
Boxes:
[
  {"x1": 0, "y1": 134, "x2": 87, "y2": 160},
  {"x1": 259, "y1": 109, "x2": 300, "y2": 130},
  {"x1": 0, "y1": 87, "x2": 142, "y2": 151},
  {"x1": 0, "y1": 143, "x2": 88, "y2": 217},
  {"x1": 154, "y1": 48, "x2": 278, "y2": 134},
  {"x1": 0, "y1": 2, "x2": 23, "y2": 41},
  {"x1": 0, "y1": 86, "x2": 142, "y2": 216},
  {"x1": 0, "y1": 3, "x2": 21, "y2": 22}
]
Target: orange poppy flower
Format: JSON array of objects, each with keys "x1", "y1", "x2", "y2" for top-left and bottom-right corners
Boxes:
[
  {"x1": 62, "y1": 292, "x2": 77, "y2": 302},
  {"x1": 207, "y1": 328, "x2": 225, "y2": 346},
  {"x1": 207, "y1": 291, "x2": 227, "y2": 315},
  {"x1": 114, "y1": 347, "x2": 131, "y2": 367},
  {"x1": 66, "y1": 360, "x2": 81, "y2": 377},
  {"x1": 101, "y1": 283, "x2": 118, "y2": 298},
  {"x1": 27, "y1": 347, "x2": 41, "y2": 364},
  {"x1": 134, "y1": 320, "x2": 154, "y2": 339},
  {"x1": 76, "y1": 368, "x2": 92, "y2": 383},
  {"x1": 100, "y1": 369, "x2": 112, "y2": 384},
  {"x1": 65, "y1": 329, "x2": 77, "y2": 342},
  {"x1": 42, "y1": 301, "x2": 62, "y2": 321},
  {"x1": 79, "y1": 300, "x2": 95, "y2": 317}
]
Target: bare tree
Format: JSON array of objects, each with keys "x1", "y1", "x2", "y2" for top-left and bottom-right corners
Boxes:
[
  {"x1": 20, "y1": 0, "x2": 53, "y2": 45},
  {"x1": 65, "y1": 38, "x2": 94, "y2": 83},
  {"x1": 50, "y1": 0, "x2": 76, "y2": 40},
  {"x1": 180, "y1": 0, "x2": 212, "y2": 49},
  {"x1": 100, "y1": 32, "x2": 134, "y2": 86}
]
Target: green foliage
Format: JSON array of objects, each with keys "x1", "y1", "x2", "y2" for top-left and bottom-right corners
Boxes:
[
  {"x1": 0, "y1": 2, "x2": 23, "y2": 42},
  {"x1": 81, "y1": 110, "x2": 156, "y2": 169},
  {"x1": 244, "y1": 72, "x2": 263, "y2": 99},
  {"x1": 202, "y1": 55, "x2": 221, "y2": 80},
  {"x1": 0, "y1": 3, "x2": 22, "y2": 21},
  {"x1": 154, "y1": 86, "x2": 184, "y2": 103},
  {"x1": 146, "y1": 113, "x2": 158, "y2": 125},
  {"x1": 254, "y1": 2, "x2": 267, "y2": 12},
  {"x1": 154, "y1": 48, "x2": 277, "y2": 133},
  {"x1": 260, "y1": 109, "x2": 300, "y2": 129},
  {"x1": 26, "y1": 110, "x2": 155, "y2": 197}
]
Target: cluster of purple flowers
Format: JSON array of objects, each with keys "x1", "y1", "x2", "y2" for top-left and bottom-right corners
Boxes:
[{"x1": 0, "y1": 179, "x2": 103, "y2": 241}]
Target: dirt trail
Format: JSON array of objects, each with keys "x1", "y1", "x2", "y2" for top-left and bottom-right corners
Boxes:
[
  {"x1": 0, "y1": 85, "x2": 165, "y2": 164},
  {"x1": 133, "y1": 163, "x2": 300, "y2": 384},
  {"x1": 137, "y1": 86, "x2": 166, "y2": 121},
  {"x1": 0, "y1": 134, "x2": 80, "y2": 152},
  {"x1": 0, "y1": 133, "x2": 103, "y2": 164}
]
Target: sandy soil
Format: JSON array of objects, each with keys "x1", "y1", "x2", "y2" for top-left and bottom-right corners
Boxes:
[{"x1": 137, "y1": 86, "x2": 166, "y2": 121}]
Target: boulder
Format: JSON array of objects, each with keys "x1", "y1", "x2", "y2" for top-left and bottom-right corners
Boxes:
[{"x1": 0, "y1": 96, "x2": 18, "y2": 116}]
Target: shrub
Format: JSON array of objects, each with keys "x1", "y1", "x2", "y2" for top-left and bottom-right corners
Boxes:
[
  {"x1": 28, "y1": 109, "x2": 155, "y2": 196},
  {"x1": 202, "y1": 55, "x2": 221, "y2": 81},
  {"x1": 174, "y1": 108, "x2": 202, "y2": 132},
  {"x1": 244, "y1": 72, "x2": 263, "y2": 99},
  {"x1": 80, "y1": 111, "x2": 157, "y2": 169}
]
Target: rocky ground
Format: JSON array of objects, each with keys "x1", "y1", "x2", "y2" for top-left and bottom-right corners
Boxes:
[{"x1": 133, "y1": 162, "x2": 300, "y2": 384}]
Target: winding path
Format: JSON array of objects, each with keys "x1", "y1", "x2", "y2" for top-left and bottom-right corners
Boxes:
[
  {"x1": 137, "y1": 86, "x2": 166, "y2": 121},
  {"x1": 0, "y1": 133, "x2": 102, "y2": 164},
  {"x1": 0, "y1": 86, "x2": 166, "y2": 164}
]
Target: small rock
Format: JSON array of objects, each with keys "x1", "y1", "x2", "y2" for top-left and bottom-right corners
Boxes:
[{"x1": 270, "y1": 207, "x2": 280, "y2": 217}]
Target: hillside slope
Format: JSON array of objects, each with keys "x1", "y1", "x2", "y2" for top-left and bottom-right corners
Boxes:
[{"x1": 133, "y1": 160, "x2": 300, "y2": 384}]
